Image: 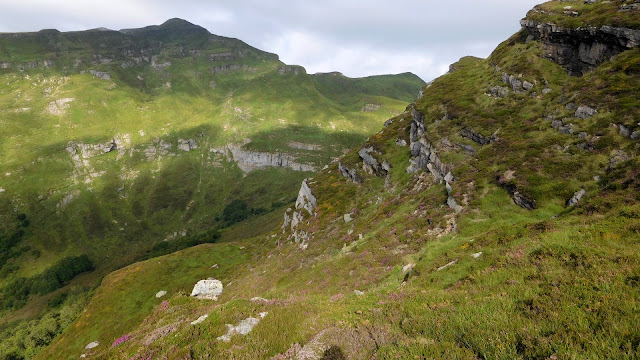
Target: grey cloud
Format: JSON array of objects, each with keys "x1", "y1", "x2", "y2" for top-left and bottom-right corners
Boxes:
[{"x1": 0, "y1": 0, "x2": 541, "y2": 81}]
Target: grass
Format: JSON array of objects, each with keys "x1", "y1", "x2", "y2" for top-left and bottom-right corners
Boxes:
[
  {"x1": 0, "y1": 19, "x2": 424, "y2": 359},
  {"x1": 6, "y1": 3, "x2": 640, "y2": 359},
  {"x1": 34, "y1": 7, "x2": 640, "y2": 357},
  {"x1": 525, "y1": 0, "x2": 640, "y2": 29}
]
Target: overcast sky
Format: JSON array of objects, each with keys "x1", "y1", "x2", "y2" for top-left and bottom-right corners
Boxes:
[{"x1": 0, "y1": 0, "x2": 541, "y2": 81}]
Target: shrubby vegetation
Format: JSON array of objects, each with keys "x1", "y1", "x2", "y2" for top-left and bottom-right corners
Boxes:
[
  {"x1": 0, "y1": 289, "x2": 90, "y2": 360},
  {"x1": 0, "y1": 255, "x2": 94, "y2": 311},
  {"x1": 0, "y1": 214, "x2": 30, "y2": 272},
  {"x1": 222, "y1": 199, "x2": 268, "y2": 225},
  {"x1": 141, "y1": 229, "x2": 221, "y2": 260}
]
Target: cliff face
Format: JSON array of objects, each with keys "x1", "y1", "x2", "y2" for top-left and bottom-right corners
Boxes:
[{"x1": 521, "y1": 19, "x2": 640, "y2": 75}]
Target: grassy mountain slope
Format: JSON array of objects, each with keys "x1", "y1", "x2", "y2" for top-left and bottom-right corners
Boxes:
[
  {"x1": 31, "y1": 1, "x2": 640, "y2": 359},
  {"x1": 0, "y1": 19, "x2": 425, "y2": 358}
]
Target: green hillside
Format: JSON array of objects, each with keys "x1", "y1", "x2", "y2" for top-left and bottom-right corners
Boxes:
[
  {"x1": 26, "y1": 1, "x2": 640, "y2": 359},
  {"x1": 0, "y1": 18, "x2": 425, "y2": 359}
]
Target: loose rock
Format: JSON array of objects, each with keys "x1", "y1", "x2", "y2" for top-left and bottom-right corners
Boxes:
[
  {"x1": 566, "y1": 189, "x2": 586, "y2": 207},
  {"x1": 575, "y1": 106, "x2": 597, "y2": 119},
  {"x1": 190, "y1": 279, "x2": 223, "y2": 300}
]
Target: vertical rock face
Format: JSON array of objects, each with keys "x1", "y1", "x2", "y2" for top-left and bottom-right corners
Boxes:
[
  {"x1": 295, "y1": 179, "x2": 316, "y2": 216},
  {"x1": 283, "y1": 179, "x2": 318, "y2": 249},
  {"x1": 338, "y1": 162, "x2": 361, "y2": 184},
  {"x1": 227, "y1": 144, "x2": 316, "y2": 173},
  {"x1": 521, "y1": 19, "x2": 640, "y2": 76},
  {"x1": 358, "y1": 147, "x2": 390, "y2": 176},
  {"x1": 406, "y1": 108, "x2": 450, "y2": 182}
]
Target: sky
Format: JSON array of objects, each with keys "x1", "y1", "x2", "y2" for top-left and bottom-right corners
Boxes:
[{"x1": 0, "y1": 0, "x2": 542, "y2": 82}]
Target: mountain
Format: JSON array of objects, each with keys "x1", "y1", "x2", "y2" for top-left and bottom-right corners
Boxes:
[
  {"x1": 0, "y1": 18, "x2": 425, "y2": 357},
  {"x1": 5, "y1": 1, "x2": 640, "y2": 359}
]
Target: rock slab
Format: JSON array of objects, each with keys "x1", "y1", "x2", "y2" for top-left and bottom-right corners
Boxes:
[{"x1": 190, "y1": 279, "x2": 223, "y2": 300}]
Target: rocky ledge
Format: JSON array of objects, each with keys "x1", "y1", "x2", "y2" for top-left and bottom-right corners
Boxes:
[{"x1": 521, "y1": 19, "x2": 640, "y2": 75}]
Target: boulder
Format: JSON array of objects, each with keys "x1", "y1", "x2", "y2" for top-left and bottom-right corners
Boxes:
[
  {"x1": 575, "y1": 105, "x2": 597, "y2": 119},
  {"x1": 619, "y1": 124, "x2": 631, "y2": 138},
  {"x1": 489, "y1": 86, "x2": 510, "y2": 98},
  {"x1": 566, "y1": 189, "x2": 586, "y2": 207},
  {"x1": 190, "y1": 279, "x2": 223, "y2": 300},
  {"x1": 609, "y1": 150, "x2": 630, "y2": 169}
]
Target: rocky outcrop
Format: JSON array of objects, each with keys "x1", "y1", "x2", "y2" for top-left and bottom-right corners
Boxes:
[
  {"x1": 521, "y1": 19, "x2": 640, "y2": 76},
  {"x1": 190, "y1": 279, "x2": 223, "y2": 300},
  {"x1": 406, "y1": 108, "x2": 451, "y2": 182},
  {"x1": 551, "y1": 119, "x2": 574, "y2": 134},
  {"x1": 403, "y1": 107, "x2": 461, "y2": 212},
  {"x1": 359, "y1": 147, "x2": 390, "y2": 176},
  {"x1": 88, "y1": 70, "x2": 111, "y2": 80},
  {"x1": 217, "y1": 312, "x2": 268, "y2": 342},
  {"x1": 295, "y1": 179, "x2": 317, "y2": 216},
  {"x1": 502, "y1": 72, "x2": 523, "y2": 92},
  {"x1": 47, "y1": 98, "x2": 74, "y2": 115},
  {"x1": 499, "y1": 181, "x2": 537, "y2": 210},
  {"x1": 288, "y1": 142, "x2": 323, "y2": 151},
  {"x1": 574, "y1": 106, "x2": 597, "y2": 119},
  {"x1": 460, "y1": 128, "x2": 497, "y2": 146},
  {"x1": 65, "y1": 134, "x2": 131, "y2": 185},
  {"x1": 178, "y1": 139, "x2": 197, "y2": 151},
  {"x1": 444, "y1": 172, "x2": 462, "y2": 213},
  {"x1": 227, "y1": 144, "x2": 316, "y2": 173},
  {"x1": 609, "y1": 150, "x2": 630, "y2": 170},
  {"x1": 211, "y1": 64, "x2": 240, "y2": 74},
  {"x1": 209, "y1": 52, "x2": 235, "y2": 62},
  {"x1": 338, "y1": 162, "x2": 361, "y2": 184},
  {"x1": 566, "y1": 189, "x2": 586, "y2": 207},
  {"x1": 283, "y1": 179, "x2": 317, "y2": 249},
  {"x1": 144, "y1": 138, "x2": 173, "y2": 160},
  {"x1": 488, "y1": 86, "x2": 510, "y2": 98},
  {"x1": 362, "y1": 104, "x2": 381, "y2": 112},
  {"x1": 278, "y1": 65, "x2": 306, "y2": 75}
]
